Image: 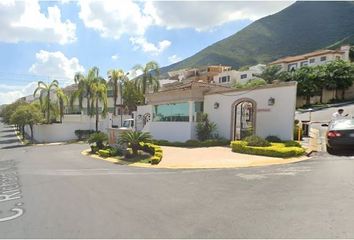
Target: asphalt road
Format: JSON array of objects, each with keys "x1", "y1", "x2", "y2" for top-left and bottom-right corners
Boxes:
[{"x1": 1, "y1": 122, "x2": 354, "y2": 238}]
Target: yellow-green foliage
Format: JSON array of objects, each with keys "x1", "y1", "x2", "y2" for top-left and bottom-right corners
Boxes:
[
  {"x1": 98, "y1": 149, "x2": 110, "y2": 158},
  {"x1": 230, "y1": 141, "x2": 305, "y2": 158},
  {"x1": 139, "y1": 142, "x2": 163, "y2": 165}
]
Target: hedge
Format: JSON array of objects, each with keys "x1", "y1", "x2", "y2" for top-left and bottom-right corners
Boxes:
[
  {"x1": 151, "y1": 138, "x2": 230, "y2": 148},
  {"x1": 139, "y1": 142, "x2": 163, "y2": 165},
  {"x1": 98, "y1": 149, "x2": 110, "y2": 158},
  {"x1": 231, "y1": 141, "x2": 305, "y2": 158}
]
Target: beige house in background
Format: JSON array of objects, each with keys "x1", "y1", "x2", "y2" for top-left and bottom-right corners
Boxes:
[
  {"x1": 213, "y1": 64, "x2": 265, "y2": 86},
  {"x1": 270, "y1": 45, "x2": 351, "y2": 72}
]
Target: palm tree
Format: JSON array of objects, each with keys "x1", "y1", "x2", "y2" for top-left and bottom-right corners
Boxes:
[
  {"x1": 118, "y1": 131, "x2": 151, "y2": 156},
  {"x1": 107, "y1": 68, "x2": 125, "y2": 116},
  {"x1": 55, "y1": 88, "x2": 68, "y2": 123},
  {"x1": 33, "y1": 80, "x2": 59, "y2": 123},
  {"x1": 133, "y1": 61, "x2": 160, "y2": 98},
  {"x1": 70, "y1": 72, "x2": 86, "y2": 113},
  {"x1": 89, "y1": 71, "x2": 108, "y2": 132}
]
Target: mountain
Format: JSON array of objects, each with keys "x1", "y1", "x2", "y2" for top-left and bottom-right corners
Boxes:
[{"x1": 160, "y1": 1, "x2": 354, "y2": 75}]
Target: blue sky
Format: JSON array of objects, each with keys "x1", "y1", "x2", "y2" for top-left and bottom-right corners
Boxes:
[{"x1": 0, "y1": 0, "x2": 293, "y2": 104}]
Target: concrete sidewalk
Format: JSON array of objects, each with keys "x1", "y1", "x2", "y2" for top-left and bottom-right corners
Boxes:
[{"x1": 157, "y1": 146, "x2": 309, "y2": 169}]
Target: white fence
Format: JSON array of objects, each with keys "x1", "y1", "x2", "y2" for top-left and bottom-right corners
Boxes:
[{"x1": 24, "y1": 114, "x2": 132, "y2": 143}]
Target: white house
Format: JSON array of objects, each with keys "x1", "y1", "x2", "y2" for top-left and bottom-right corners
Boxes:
[
  {"x1": 136, "y1": 81, "x2": 297, "y2": 142},
  {"x1": 270, "y1": 45, "x2": 351, "y2": 71},
  {"x1": 213, "y1": 64, "x2": 266, "y2": 86}
]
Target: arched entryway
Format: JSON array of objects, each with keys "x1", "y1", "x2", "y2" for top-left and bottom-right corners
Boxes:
[{"x1": 231, "y1": 98, "x2": 257, "y2": 140}]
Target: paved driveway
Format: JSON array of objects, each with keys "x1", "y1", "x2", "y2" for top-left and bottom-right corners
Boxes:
[{"x1": 1, "y1": 122, "x2": 354, "y2": 238}]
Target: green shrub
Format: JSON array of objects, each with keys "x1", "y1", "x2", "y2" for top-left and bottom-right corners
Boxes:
[
  {"x1": 283, "y1": 141, "x2": 302, "y2": 148},
  {"x1": 151, "y1": 138, "x2": 229, "y2": 148},
  {"x1": 108, "y1": 147, "x2": 123, "y2": 156},
  {"x1": 90, "y1": 145, "x2": 99, "y2": 153},
  {"x1": 231, "y1": 141, "x2": 305, "y2": 158},
  {"x1": 98, "y1": 149, "x2": 110, "y2": 158},
  {"x1": 185, "y1": 139, "x2": 202, "y2": 147},
  {"x1": 244, "y1": 136, "x2": 271, "y2": 147},
  {"x1": 88, "y1": 132, "x2": 108, "y2": 149},
  {"x1": 151, "y1": 156, "x2": 161, "y2": 165},
  {"x1": 265, "y1": 135, "x2": 282, "y2": 142},
  {"x1": 118, "y1": 131, "x2": 152, "y2": 156},
  {"x1": 75, "y1": 129, "x2": 95, "y2": 140},
  {"x1": 196, "y1": 113, "x2": 217, "y2": 141}
]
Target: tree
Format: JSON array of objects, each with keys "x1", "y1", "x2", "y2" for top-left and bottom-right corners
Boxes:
[
  {"x1": 256, "y1": 65, "x2": 283, "y2": 83},
  {"x1": 0, "y1": 100, "x2": 26, "y2": 125},
  {"x1": 107, "y1": 68, "x2": 126, "y2": 116},
  {"x1": 196, "y1": 113, "x2": 217, "y2": 141},
  {"x1": 89, "y1": 69, "x2": 108, "y2": 132},
  {"x1": 71, "y1": 67, "x2": 100, "y2": 115},
  {"x1": 10, "y1": 104, "x2": 43, "y2": 141},
  {"x1": 33, "y1": 80, "x2": 59, "y2": 123},
  {"x1": 88, "y1": 132, "x2": 108, "y2": 150},
  {"x1": 133, "y1": 61, "x2": 160, "y2": 97},
  {"x1": 233, "y1": 78, "x2": 267, "y2": 89},
  {"x1": 293, "y1": 66, "x2": 319, "y2": 105},
  {"x1": 323, "y1": 60, "x2": 354, "y2": 100},
  {"x1": 122, "y1": 79, "x2": 144, "y2": 113},
  {"x1": 118, "y1": 131, "x2": 151, "y2": 156},
  {"x1": 54, "y1": 88, "x2": 68, "y2": 123}
]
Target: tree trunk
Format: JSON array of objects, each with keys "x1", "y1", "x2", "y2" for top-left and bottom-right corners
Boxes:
[
  {"x1": 95, "y1": 98, "x2": 99, "y2": 132},
  {"x1": 87, "y1": 96, "x2": 90, "y2": 115},
  {"x1": 132, "y1": 146, "x2": 138, "y2": 156},
  {"x1": 47, "y1": 91, "x2": 50, "y2": 123},
  {"x1": 320, "y1": 88, "x2": 323, "y2": 103},
  {"x1": 22, "y1": 125, "x2": 25, "y2": 140},
  {"x1": 335, "y1": 88, "x2": 339, "y2": 100},
  {"x1": 30, "y1": 124, "x2": 34, "y2": 142},
  {"x1": 113, "y1": 81, "x2": 117, "y2": 116},
  {"x1": 306, "y1": 95, "x2": 311, "y2": 105},
  {"x1": 342, "y1": 89, "x2": 345, "y2": 100}
]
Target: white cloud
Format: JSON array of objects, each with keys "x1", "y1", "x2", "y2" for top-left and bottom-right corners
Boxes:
[
  {"x1": 29, "y1": 50, "x2": 85, "y2": 84},
  {"x1": 168, "y1": 54, "x2": 182, "y2": 64},
  {"x1": 111, "y1": 54, "x2": 119, "y2": 61},
  {"x1": 145, "y1": 1, "x2": 294, "y2": 31},
  {"x1": 0, "y1": 82, "x2": 37, "y2": 105},
  {"x1": 78, "y1": 0, "x2": 151, "y2": 39},
  {"x1": 0, "y1": 0, "x2": 76, "y2": 44},
  {"x1": 130, "y1": 37, "x2": 171, "y2": 55}
]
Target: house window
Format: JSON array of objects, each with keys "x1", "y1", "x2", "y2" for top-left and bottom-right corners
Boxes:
[
  {"x1": 153, "y1": 102, "x2": 189, "y2": 122},
  {"x1": 220, "y1": 76, "x2": 230, "y2": 83},
  {"x1": 107, "y1": 90, "x2": 114, "y2": 97},
  {"x1": 309, "y1": 58, "x2": 315, "y2": 63},
  {"x1": 300, "y1": 61, "x2": 308, "y2": 67},
  {"x1": 320, "y1": 56, "x2": 327, "y2": 61},
  {"x1": 287, "y1": 63, "x2": 298, "y2": 71},
  {"x1": 194, "y1": 102, "x2": 204, "y2": 122},
  {"x1": 240, "y1": 74, "x2": 247, "y2": 79}
]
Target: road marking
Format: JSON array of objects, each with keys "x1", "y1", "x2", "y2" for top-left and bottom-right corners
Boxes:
[{"x1": 0, "y1": 160, "x2": 25, "y2": 223}]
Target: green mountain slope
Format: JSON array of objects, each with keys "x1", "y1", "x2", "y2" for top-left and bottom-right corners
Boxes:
[{"x1": 161, "y1": 1, "x2": 354, "y2": 75}]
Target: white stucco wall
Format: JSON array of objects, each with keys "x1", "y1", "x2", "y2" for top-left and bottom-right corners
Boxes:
[
  {"x1": 148, "y1": 122, "x2": 195, "y2": 142},
  {"x1": 24, "y1": 114, "x2": 130, "y2": 143},
  {"x1": 204, "y1": 83, "x2": 297, "y2": 141}
]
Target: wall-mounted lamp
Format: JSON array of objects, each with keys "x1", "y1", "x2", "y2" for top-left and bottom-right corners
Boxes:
[
  {"x1": 214, "y1": 102, "x2": 220, "y2": 109},
  {"x1": 268, "y1": 97, "x2": 275, "y2": 106}
]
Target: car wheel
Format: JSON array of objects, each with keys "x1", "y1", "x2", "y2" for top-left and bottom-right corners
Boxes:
[{"x1": 326, "y1": 145, "x2": 337, "y2": 155}]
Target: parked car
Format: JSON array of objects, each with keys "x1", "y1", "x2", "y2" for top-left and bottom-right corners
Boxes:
[{"x1": 322, "y1": 119, "x2": 354, "y2": 154}]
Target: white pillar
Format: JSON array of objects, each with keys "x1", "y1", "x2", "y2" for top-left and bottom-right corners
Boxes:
[{"x1": 189, "y1": 101, "x2": 194, "y2": 122}]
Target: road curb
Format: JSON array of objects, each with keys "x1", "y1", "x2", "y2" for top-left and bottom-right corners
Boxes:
[{"x1": 81, "y1": 149, "x2": 311, "y2": 169}]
